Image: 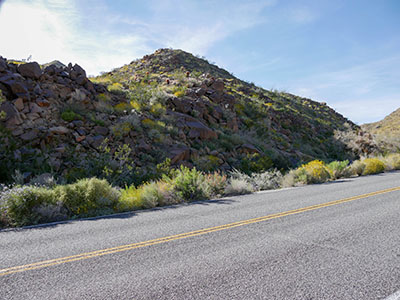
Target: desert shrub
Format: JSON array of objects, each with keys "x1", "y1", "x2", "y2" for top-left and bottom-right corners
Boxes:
[
  {"x1": 326, "y1": 160, "x2": 350, "y2": 179},
  {"x1": 239, "y1": 153, "x2": 274, "y2": 175},
  {"x1": 114, "y1": 102, "x2": 131, "y2": 113},
  {"x1": 193, "y1": 155, "x2": 221, "y2": 172},
  {"x1": 380, "y1": 153, "x2": 400, "y2": 171},
  {"x1": 168, "y1": 166, "x2": 210, "y2": 201},
  {"x1": 0, "y1": 90, "x2": 7, "y2": 120},
  {"x1": 111, "y1": 122, "x2": 133, "y2": 139},
  {"x1": 139, "y1": 182, "x2": 164, "y2": 208},
  {"x1": 29, "y1": 173, "x2": 57, "y2": 187},
  {"x1": 252, "y1": 169, "x2": 283, "y2": 190},
  {"x1": 289, "y1": 160, "x2": 331, "y2": 185},
  {"x1": 349, "y1": 160, "x2": 365, "y2": 176},
  {"x1": 171, "y1": 86, "x2": 186, "y2": 97},
  {"x1": 204, "y1": 172, "x2": 227, "y2": 197},
  {"x1": 119, "y1": 179, "x2": 177, "y2": 212},
  {"x1": 281, "y1": 170, "x2": 298, "y2": 187},
  {"x1": 55, "y1": 178, "x2": 120, "y2": 217},
  {"x1": 118, "y1": 185, "x2": 144, "y2": 211},
  {"x1": 224, "y1": 178, "x2": 254, "y2": 196},
  {"x1": 61, "y1": 109, "x2": 83, "y2": 122},
  {"x1": 362, "y1": 158, "x2": 385, "y2": 175},
  {"x1": 0, "y1": 185, "x2": 59, "y2": 226},
  {"x1": 97, "y1": 93, "x2": 111, "y2": 102},
  {"x1": 107, "y1": 82, "x2": 125, "y2": 95}
]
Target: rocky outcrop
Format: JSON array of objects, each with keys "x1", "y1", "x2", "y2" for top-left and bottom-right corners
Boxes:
[{"x1": 0, "y1": 49, "x2": 369, "y2": 183}]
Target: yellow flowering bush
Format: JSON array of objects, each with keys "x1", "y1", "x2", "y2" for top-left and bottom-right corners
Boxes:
[{"x1": 362, "y1": 158, "x2": 385, "y2": 175}]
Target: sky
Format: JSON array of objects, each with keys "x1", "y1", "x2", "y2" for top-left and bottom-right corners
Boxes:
[{"x1": 0, "y1": 0, "x2": 399, "y2": 124}]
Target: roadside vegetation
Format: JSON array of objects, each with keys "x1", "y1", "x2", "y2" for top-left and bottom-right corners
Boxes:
[{"x1": 1, "y1": 153, "x2": 399, "y2": 228}]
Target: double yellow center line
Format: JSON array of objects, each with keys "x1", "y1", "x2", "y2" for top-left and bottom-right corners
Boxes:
[{"x1": 1, "y1": 186, "x2": 399, "y2": 277}]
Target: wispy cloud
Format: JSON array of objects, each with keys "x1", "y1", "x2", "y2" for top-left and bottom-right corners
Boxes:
[{"x1": 289, "y1": 56, "x2": 400, "y2": 123}]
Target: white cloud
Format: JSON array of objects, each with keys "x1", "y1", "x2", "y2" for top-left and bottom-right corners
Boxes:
[
  {"x1": 0, "y1": 0, "x2": 152, "y2": 75},
  {"x1": 0, "y1": 0, "x2": 275, "y2": 75}
]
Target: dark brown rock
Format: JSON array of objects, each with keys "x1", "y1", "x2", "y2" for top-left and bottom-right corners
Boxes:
[
  {"x1": 76, "y1": 75, "x2": 87, "y2": 85},
  {"x1": 169, "y1": 146, "x2": 190, "y2": 164},
  {"x1": 94, "y1": 126, "x2": 109, "y2": 136},
  {"x1": 186, "y1": 120, "x2": 217, "y2": 140},
  {"x1": 36, "y1": 98, "x2": 50, "y2": 107},
  {"x1": 211, "y1": 79, "x2": 224, "y2": 92},
  {"x1": 240, "y1": 143, "x2": 261, "y2": 154},
  {"x1": 73, "y1": 64, "x2": 86, "y2": 77},
  {"x1": 17, "y1": 62, "x2": 42, "y2": 79},
  {"x1": 20, "y1": 130, "x2": 39, "y2": 141}
]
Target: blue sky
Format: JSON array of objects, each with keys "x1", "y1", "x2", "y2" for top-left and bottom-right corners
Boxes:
[{"x1": 0, "y1": 0, "x2": 399, "y2": 124}]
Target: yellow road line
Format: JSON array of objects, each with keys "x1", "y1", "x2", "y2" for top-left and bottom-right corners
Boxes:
[{"x1": 1, "y1": 186, "x2": 399, "y2": 277}]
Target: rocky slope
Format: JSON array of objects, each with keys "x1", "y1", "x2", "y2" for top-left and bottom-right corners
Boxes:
[
  {"x1": 362, "y1": 108, "x2": 400, "y2": 152},
  {"x1": 0, "y1": 49, "x2": 376, "y2": 185}
]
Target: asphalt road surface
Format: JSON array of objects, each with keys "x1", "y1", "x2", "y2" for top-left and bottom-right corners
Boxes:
[{"x1": 1, "y1": 172, "x2": 400, "y2": 299}]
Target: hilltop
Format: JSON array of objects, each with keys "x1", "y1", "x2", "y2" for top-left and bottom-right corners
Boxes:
[{"x1": 0, "y1": 49, "x2": 376, "y2": 185}]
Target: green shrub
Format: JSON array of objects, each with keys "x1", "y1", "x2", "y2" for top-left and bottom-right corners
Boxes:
[
  {"x1": 0, "y1": 185, "x2": 60, "y2": 226},
  {"x1": 55, "y1": 178, "x2": 120, "y2": 217},
  {"x1": 327, "y1": 160, "x2": 350, "y2": 179},
  {"x1": 362, "y1": 158, "x2": 385, "y2": 175},
  {"x1": 168, "y1": 166, "x2": 210, "y2": 201},
  {"x1": 61, "y1": 110, "x2": 83, "y2": 122},
  {"x1": 239, "y1": 153, "x2": 273, "y2": 175},
  {"x1": 118, "y1": 185, "x2": 144, "y2": 211}
]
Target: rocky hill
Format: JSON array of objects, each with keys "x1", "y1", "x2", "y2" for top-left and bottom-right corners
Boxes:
[
  {"x1": 362, "y1": 108, "x2": 400, "y2": 152},
  {"x1": 0, "y1": 49, "x2": 376, "y2": 185}
]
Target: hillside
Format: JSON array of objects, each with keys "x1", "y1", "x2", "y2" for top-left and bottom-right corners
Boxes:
[
  {"x1": 0, "y1": 49, "x2": 376, "y2": 185},
  {"x1": 362, "y1": 108, "x2": 400, "y2": 152}
]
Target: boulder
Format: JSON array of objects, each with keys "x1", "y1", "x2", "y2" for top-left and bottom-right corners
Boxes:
[
  {"x1": 17, "y1": 62, "x2": 42, "y2": 79},
  {"x1": 20, "y1": 130, "x2": 39, "y2": 141},
  {"x1": 50, "y1": 126, "x2": 69, "y2": 135},
  {"x1": 0, "y1": 74, "x2": 30, "y2": 100},
  {"x1": 14, "y1": 98, "x2": 24, "y2": 111},
  {"x1": 36, "y1": 98, "x2": 50, "y2": 107},
  {"x1": 138, "y1": 139, "x2": 151, "y2": 151},
  {"x1": 239, "y1": 143, "x2": 261, "y2": 154},
  {"x1": 94, "y1": 126, "x2": 109, "y2": 136},
  {"x1": 169, "y1": 146, "x2": 191, "y2": 164},
  {"x1": 211, "y1": 79, "x2": 224, "y2": 92},
  {"x1": 73, "y1": 64, "x2": 86, "y2": 77},
  {"x1": 186, "y1": 120, "x2": 217, "y2": 140}
]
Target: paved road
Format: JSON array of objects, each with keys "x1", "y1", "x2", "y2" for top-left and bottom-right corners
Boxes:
[{"x1": 1, "y1": 172, "x2": 400, "y2": 299}]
